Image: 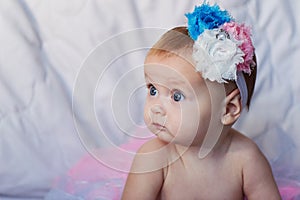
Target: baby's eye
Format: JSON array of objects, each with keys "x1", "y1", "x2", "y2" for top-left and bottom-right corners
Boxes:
[
  {"x1": 173, "y1": 91, "x2": 185, "y2": 102},
  {"x1": 149, "y1": 85, "x2": 158, "y2": 96}
]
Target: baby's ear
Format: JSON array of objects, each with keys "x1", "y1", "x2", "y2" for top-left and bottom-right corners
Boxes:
[{"x1": 221, "y1": 88, "x2": 242, "y2": 125}]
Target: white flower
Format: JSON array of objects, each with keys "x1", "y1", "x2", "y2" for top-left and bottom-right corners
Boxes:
[{"x1": 193, "y1": 29, "x2": 245, "y2": 83}]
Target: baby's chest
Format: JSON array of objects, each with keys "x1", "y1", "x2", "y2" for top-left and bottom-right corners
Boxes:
[{"x1": 160, "y1": 161, "x2": 243, "y2": 200}]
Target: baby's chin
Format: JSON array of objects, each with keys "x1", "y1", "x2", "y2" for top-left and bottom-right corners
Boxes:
[
  {"x1": 156, "y1": 131, "x2": 174, "y2": 144},
  {"x1": 149, "y1": 126, "x2": 173, "y2": 143}
]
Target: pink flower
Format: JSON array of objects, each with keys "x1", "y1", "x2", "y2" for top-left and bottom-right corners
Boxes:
[{"x1": 222, "y1": 22, "x2": 255, "y2": 74}]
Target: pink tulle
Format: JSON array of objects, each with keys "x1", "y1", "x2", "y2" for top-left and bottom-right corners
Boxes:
[
  {"x1": 49, "y1": 139, "x2": 146, "y2": 200},
  {"x1": 49, "y1": 139, "x2": 300, "y2": 199},
  {"x1": 278, "y1": 179, "x2": 300, "y2": 200}
]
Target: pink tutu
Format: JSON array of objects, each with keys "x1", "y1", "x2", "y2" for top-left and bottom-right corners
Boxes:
[{"x1": 45, "y1": 139, "x2": 300, "y2": 200}]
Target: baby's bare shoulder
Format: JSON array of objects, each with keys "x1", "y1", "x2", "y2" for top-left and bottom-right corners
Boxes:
[
  {"x1": 228, "y1": 129, "x2": 268, "y2": 166},
  {"x1": 229, "y1": 130, "x2": 281, "y2": 198},
  {"x1": 129, "y1": 138, "x2": 170, "y2": 174},
  {"x1": 230, "y1": 129, "x2": 261, "y2": 154}
]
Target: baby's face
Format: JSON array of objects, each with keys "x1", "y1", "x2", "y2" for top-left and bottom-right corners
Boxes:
[{"x1": 143, "y1": 55, "x2": 216, "y2": 147}]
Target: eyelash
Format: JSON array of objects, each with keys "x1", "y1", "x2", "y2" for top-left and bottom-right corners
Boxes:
[
  {"x1": 147, "y1": 84, "x2": 158, "y2": 96},
  {"x1": 146, "y1": 84, "x2": 185, "y2": 102},
  {"x1": 172, "y1": 90, "x2": 185, "y2": 102}
]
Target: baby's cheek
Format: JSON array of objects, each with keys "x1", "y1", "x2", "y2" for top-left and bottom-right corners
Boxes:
[
  {"x1": 169, "y1": 109, "x2": 190, "y2": 133},
  {"x1": 169, "y1": 107, "x2": 182, "y2": 124},
  {"x1": 143, "y1": 102, "x2": 150, "y2": 123},
  {"x1": 181, "y1": 104, "x2": 201, "y2": 129},
  {"x1": 143, "y1": 109, "x2": 150, "y2": 125}
]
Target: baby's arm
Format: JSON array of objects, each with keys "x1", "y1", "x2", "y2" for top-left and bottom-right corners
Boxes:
[
  {"x1": 242, "y1": 142, "x2": 281, "y2": 199},
  {"x1": 122, "y1": 138, "x2": 167, "y2": 200}
]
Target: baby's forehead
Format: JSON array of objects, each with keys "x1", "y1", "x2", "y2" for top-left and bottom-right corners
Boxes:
[{"x1": 144, "y1": 55, "x2": 204, "y2": 87}]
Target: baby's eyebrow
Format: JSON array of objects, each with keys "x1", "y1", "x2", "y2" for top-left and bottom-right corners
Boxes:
[
  {"x1": 147, "y1": 72, "x2": 185, "y2": 83},
  {"x1": 144, "y1": 72, "x2": 193, "y2": 92},
  {"x1": 144, "y1": 73, "x2": 153, "y2": 82},
  {"x1": 167, "y1": 78, "x2": 186, "y2": 86},
  {"x1": 144, "y1": 74, "x2": 159, "y2": 87}
]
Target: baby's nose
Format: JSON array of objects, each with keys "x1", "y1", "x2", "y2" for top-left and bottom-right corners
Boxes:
[{"x1": 150, "y1": 104, "x2": 166, "y2": 116}]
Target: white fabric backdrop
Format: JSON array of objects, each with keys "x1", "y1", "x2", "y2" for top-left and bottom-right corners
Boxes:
[{"x1": 0, "y1": 0, "x2": 299, "y2": 198}]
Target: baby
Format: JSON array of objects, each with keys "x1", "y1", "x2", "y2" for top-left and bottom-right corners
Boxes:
[{"x1": 122, "y1": 3, "x2": 281, "y2": 200}]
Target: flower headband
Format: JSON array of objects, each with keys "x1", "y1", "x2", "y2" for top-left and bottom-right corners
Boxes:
[{"x1": 185, "y1": 3, "x2": 255, "y2": 108}]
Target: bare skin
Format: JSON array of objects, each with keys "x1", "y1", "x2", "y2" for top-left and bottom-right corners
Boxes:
[{"x1": 122, "y1": 55, "x2": 281, "y2": 200}]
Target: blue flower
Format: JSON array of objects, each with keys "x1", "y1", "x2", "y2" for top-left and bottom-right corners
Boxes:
[{"x1": 185, "y1": 3, "x2": 232, "y2": 40}]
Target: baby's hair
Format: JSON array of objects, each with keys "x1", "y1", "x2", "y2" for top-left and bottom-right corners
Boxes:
[
  {"x1": 147, "y1": 26, "x2": 257, "y2": 108},
  {"x1": 147, "y1": 27, "x2": 194, "y2": 59}
]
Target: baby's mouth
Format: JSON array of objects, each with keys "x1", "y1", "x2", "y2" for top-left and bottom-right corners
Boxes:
[
  {"x1": 153, "y1": 122, "x2": 165, "y2": 129},
  {"x1": 152, "y1": 122, "x2": 167, "y2": 133}
]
